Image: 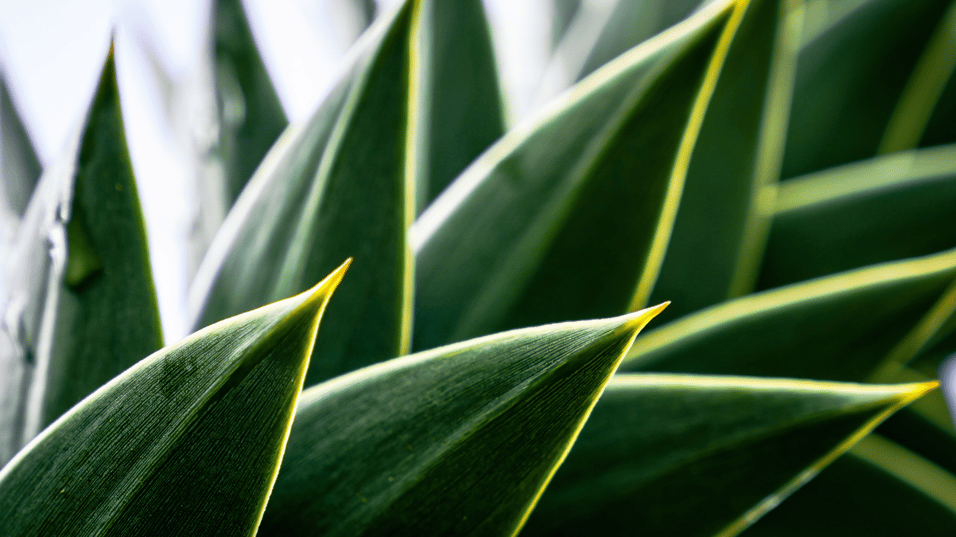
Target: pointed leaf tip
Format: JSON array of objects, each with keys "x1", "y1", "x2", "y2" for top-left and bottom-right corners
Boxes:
[
  {"x1": 297, "y1": 258, "x2": 352, "y2": 311},
  {"x1": 623, "y1": 301, "x2": 669, "y2": 333}
]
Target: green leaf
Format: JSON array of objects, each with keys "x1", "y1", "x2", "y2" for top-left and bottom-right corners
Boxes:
[
  {"x1": 214, "y1": 0, "x2": 288, "y2": 204},
  {"x1": 258, "y1": 303, "x2": 667, "y2": 536},
  {"x1": 650, "y1": 0, "x2": 801, "y2": 322},
  {"x1": 760, "y1": 144, "x2": 956, "y2": 289},
  {"x1": 521, "y1": 374, "x2": 934, "y2": 537},
  {"x1": 781, "y1": 0, "x2": 953, "y2": 178},
  {"x1": 621, "y1": 247, "x2": 956, "y2": 382},
  {"x1": 0, "y1": 52, "x2": 163, "y2": 464},
  {"x1": 0, "y1": 261, "x2": 348, "y2": 537},
  {"x1": 190, "y1": 1, "x2": 416, "y2": 386},
  {"x1": 413, "y1": 0, "x2": 738, "y2": 350},
  {"x1": 743, "y1": 435, "x2": 956, "y2": 536},
  {"x1": 0, "y1": 72, "x2": 41, "y2": 217},
  {"x1": 414, "y1": 0, "x2": 505, "y2": 211}
]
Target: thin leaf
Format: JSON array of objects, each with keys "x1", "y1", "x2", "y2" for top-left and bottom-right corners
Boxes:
[
  {"x1": 412, "y1": 0, "x2": 738, "y2": 350},
  {"x1": 0, "y1": 71, "x2": 41, "y2": 216},
  {"x1": 521, "y1": 374, "x2": 934, "y2": 537},
  {"x1": 650, "y1": 0, "x2": 801, "y2": 322},
  {"x1": 258, "y1": 303, "x2": 667, "y2": 536},
  {"x1": 621, "y1": 247, "x2": 956, "y2": 382},
  {"x1": 743, "y1": 435, "x2": 956, "y2": 536},
  {"x1": 781, "y1": 0, "x2": 953, "y2": 178},
  {"x1": 214, "y1": 0, "x2": 288, "y2": 204},
  {"x1": 0, "y1": 52, "x2": 163, "y2": 464},
  {"x1": 415, "y1": 0, "x2": 505, "y2": 211},
  {"x1": 190, "y1": 1, "x2": 416, "y2": 386},
  {"x1": 0, "y1": 260, "x2": 348, "y2": 537},
  {"x1": 760, "y1": 144, "x2": 956, "y2": 290}
]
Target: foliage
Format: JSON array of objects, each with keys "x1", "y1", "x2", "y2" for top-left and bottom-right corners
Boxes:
[{"x1": 1, "y1": 0, "x2": 955, "y2": 534}]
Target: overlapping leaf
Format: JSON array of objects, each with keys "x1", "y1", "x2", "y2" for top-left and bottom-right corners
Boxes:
[
  {"x1": 781, "y1": 0, "x2": 953, "y2": 178},
  {"x1": 258, "y1": 304, "x2": 666, "y2": 536},
  {"x1": 0, "y1": 261, "x2": 348, "y2": 536},
  {"x1": 760, "y1": 144, "x2": 956, "y2": 289},
  {"x1": 0, "y1": 72, "x2": 41, "y2": 217},
  {"x1": 190, "y1": 1, "x2": 416, "y2": 386},
  {"x1": 743, "y1": 435, "x2": 956, "y2": 536},
  {"x1": 0, "y1": 53, "x2": 162, "y2": 464},
  {"x1": 650, "y1": 0, "x2": 800, "y2": 321},
  {"x1": 521, "y1": 374, "x2": 934, "y2": 536},
  {"x1": 413, "y1": 0, "x2": 739, "y2": 350}
]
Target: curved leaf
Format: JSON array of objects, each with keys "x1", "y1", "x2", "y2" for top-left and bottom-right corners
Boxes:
[
  {"x1": 743, "y1": 435, "x2": 956, "y2": 536},
  {"x1": 781, "y1": 0, "x2": 953, "y2": 178},
  {"x1": 0, "y1": 261, "x2": 348, "y2": 537},
  {"x1": 415, "y1": 0, "x2": 505, "y2": 211},
  {"x1": 522, "y1": 374, "x2": 934, "y2": 537},
  {"x1": 650, "y1": 0, "x2": 801, "y2": 321},
  {"x1": 258, "y1": 303, "x2": 667, "y2": 536},
  {"x1": 0, "y1": 52, "x2": 162, "y2": 464},
  {"x1": 622, "y1": 247, "x2": 956, "y2": 382},
  {"x1": 760, "y1": 144, "x2": 956, "y2": 289},
  {"x1": 191, "y1": 1, "x2": 416, "y2": 386},
  {"x1": 412, "y1": 0, "x2": 738, "y2": 350}
]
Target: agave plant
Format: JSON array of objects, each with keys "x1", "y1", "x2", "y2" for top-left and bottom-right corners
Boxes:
[{"x1": 1, "y1": 0, "x2": 955, "y2": 534}]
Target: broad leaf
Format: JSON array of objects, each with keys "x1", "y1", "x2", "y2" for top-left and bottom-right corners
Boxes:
[
  {"x1": 0, "y1": 261, "x2": 348, "y2": 537},
  {"x1": 0, "y1": 72, "x2": 41, "y2": 217},
  {"x1": 781, "y1": 0, "x2": 953, "y2": 178},
  {"x1": 0, "y1": 53, "x2": 162, "y2": 464},
  {"x1": 413, "y1": 0, "x2": 738, "y2": 350},
  {"x1": 258, "y1": 303, "x2": 667, "y2": 536},
  {"x1": 214, "y1": 0, "x2": 288, "y2": 204},
  {"x1": 761, "y1": 144, "x2": 956, "y2": 289},
  {"x1": 650, "y1": 0, "x2": 801, "y2": 321},
  {"x1": 415, "y1": 0, "x2": 505, "y2": 211},
  {"x1": 521, "y1": 374, "x2": 934, "y2": 536},
  {"x1": 191, "y1": 1, "x2": 415, "y2": 386},
  {"x1": 622, "y1": 247, "x2": 956, "y2": 382},
  {"x1": 743, "y1": 435, "x2": 956, "y2": 536}
]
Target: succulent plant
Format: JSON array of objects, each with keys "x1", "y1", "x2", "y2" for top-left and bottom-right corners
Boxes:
[{"x1": 1, "y1": 0, "x2": 956, "y2": 534}]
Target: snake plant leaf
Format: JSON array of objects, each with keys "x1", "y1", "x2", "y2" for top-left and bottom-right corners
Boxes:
[
  {"x1": 0, "y1": 261, "x2": 348, "y2": 537},
  {"x1": 622, "y1": 247, "x2": 956, "y2": 382},
  {"x1": 0, "y1": 72, "x2": 41, "y2": 217},
  {"x1": 521, "y1": 374, "x2": 934, "y2": 537},
  {"x1": 743, "y1": 435, "x2": 956, "y2": 536},
  {"x1": 413, "y1": 0, "x2": 738, "y2": 350},
  {"x1": 760, "y1": 144, "x2": 956, "y2": 289},
  {"x1": 0, "y1": 52, "x2": 162, "y2": 465},
  {"x1": 190, "y1": 1, "x2": 415, "y2": 386},
  {"x1": 781, "y1": 0, "x2": 953, "y2": 179},
  {"x1": 415, "y1": 0, "x2": 505, "y2": 211},
  {"x1": 650, "y1": 0, "x2": 800, "y2": 322},
  {"x1": 214, "y1": 0, "x2": 288, "y2": 205},
  {"x1": 258, "y1": 303, "x2": 667, "y2": 536}
]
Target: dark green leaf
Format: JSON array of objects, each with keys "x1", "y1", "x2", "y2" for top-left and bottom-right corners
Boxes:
[
  {"x1": 415, "y1": 0, "x2": 505, "y2": 211},
  {"x1": 743, "y1": 435, "x2": 956, "y2": 536},
  {"x1": 413, "y1": 0, "x2": 737, "y2": 350},
  {"x1": 0, "y1": 261, "x2": 348, "y2": 537},
  {"x1": 0, "y1": 72, "x2": 41, "y2": 217},
  {"x1": 214, "y1": 0, "x2": 288, "y2": 204},
  {"x1": 622, "y1": 247, "x2": 956, "y2": 382},
  {"x1": 0, "y1": 52, "x2": 162, "y2": 464},
  {"x1": 650, "y1": 0, "x2": 800, "y2": 322},
  {"x1": 522, "y1": 374, "x2": 934, "y2": 537},
  {"x1": 781, "y1": 0, "x2": 953, "y2": 178},
  {"x1": 191, "y1": 2, "x2": 415, "y2": 386},
  {"x1": 760, "y1": 144, "x2": 956, "y2": 289},
  {"x1": 258, "y1": 304, "x2": 667, "y2": 536}
]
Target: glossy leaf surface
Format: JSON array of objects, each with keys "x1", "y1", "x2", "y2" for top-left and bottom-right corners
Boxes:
[
  {"x1": 522, "y1": 374, "x2": 934, "y2": 536},
  {"x1": 0, "y1": 261, "x2": 348, "y2": 537},
  {"x1": 259, "y1": 304, "x2": 667, "y2": 536},
  {"x1": 413, "y1": 0, "x2": 737, "y2": 350},
  {"x1": 0, "y1": 54, "x2": 162, "y2": 464},
  {"x1": 191, "y1": 2, "x2": 415, "y2": 385}
]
